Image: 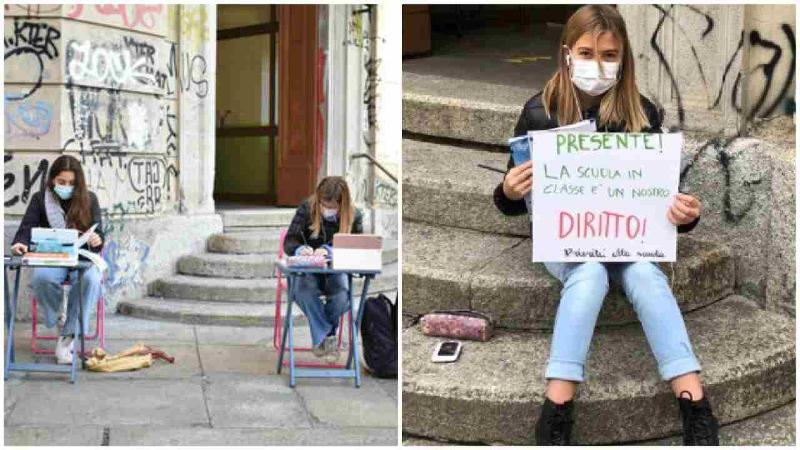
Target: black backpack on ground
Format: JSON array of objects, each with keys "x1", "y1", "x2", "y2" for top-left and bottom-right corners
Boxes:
[{"x1": 360, "y1": 293, "x2": 398, "y2": 378}]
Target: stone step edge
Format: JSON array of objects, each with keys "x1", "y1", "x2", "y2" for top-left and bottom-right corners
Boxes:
[
  {"x1": 402, "y1": 398, "x2": 797, "y2": 446},
  {"x1": 401, "y1": 296, "x2": 795, "y2": 444},
  {"x1": 162, "y1": 263, "x2": 398, "y2": 286},
  {"x1": 117, "y1": 289, "x2": 399, "y2": 327},
  {"x1": 146, "y1": 281, "x2": 399, "y2": 304},
  {"x1": 401, "y1": 220, "x2": 734, "y2": 329}
]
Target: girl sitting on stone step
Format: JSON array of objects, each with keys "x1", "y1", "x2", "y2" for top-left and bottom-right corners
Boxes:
[
  {"x1": 493, "y1": 5, "x2": 719, "y2": 446},
  {"x1": 283, "y1": 176, "x2": 363, "y2": 361},
  {"x1": 10, "y1": 155, "x2": 104, "y2": 365}
]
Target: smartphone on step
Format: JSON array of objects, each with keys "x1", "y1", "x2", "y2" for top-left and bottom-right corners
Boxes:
[{"x1": 432, "y1": 341, "x2": 462, "y2": 363}]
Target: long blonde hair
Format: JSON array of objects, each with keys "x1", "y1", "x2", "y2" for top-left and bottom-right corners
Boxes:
[
  {"x1": 308, "y1": 176, "x2": 355, "y2": 238},
  {"x1": 542, "y1": 5, "x2": 649, "y2": 132}
]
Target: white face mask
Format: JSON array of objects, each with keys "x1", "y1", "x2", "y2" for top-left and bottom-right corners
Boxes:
[
  {"x1": 568, "y1": 55, "x2": 620, "y2": 97},
  {"x1": 321, "y1": 208, "x2": 339, "y2": 221}
]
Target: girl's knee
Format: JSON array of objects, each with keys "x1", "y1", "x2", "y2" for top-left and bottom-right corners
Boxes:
[
  {"x1": 82, "y1": 267, "x2": 103, "y2": 286},
  {"x1": 574, "y1": 262, "x2": 608, "y2": 279},
  {"x1": 623, "y1": 262, "x2": 668, "y2": 295},
  {"x1": 325, "y1": 274, "x2": 348, "y2": 293},
  {"x1": 564, "y1": 262, "x2": 609, "y2": 291},
  {"x1": 625, "y1": 262, "x2": 665, "y2": 282},
  {"x1": 293, "y1": 276, "x2": 322, "y2": 299},
  {"x1": 327, "y1": 291, "x2": 350, "y2": 313},
  {"x1": 31, "y1": 269, "x2": 62, "y2": 290}
]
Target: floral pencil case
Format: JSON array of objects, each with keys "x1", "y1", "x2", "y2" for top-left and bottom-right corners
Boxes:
[
  {"x1": 419, "y1": 310, "x2": 494, "y2": 342},
  {"x1": 287, "y1": 255, "x2": 328, "y2": 268}
]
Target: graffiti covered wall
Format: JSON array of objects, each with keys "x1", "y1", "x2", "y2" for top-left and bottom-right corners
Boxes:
[
  {"x1": 4, "y1": 4, "x2": 220, "y2": 316},
  {"x1": 330, "y1": 4, "x2": 398, "y2": 240},
  {"x1": 620, "y1": 4, "x2": 795, "y2": 135},
  {"x1": 619, "y1": 4, "x2": 796, "y2": 316}
]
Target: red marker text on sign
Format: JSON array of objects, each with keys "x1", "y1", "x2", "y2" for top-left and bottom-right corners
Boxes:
[{"x1": 558, "y1": 211, "x2": 647, "y2": 240}]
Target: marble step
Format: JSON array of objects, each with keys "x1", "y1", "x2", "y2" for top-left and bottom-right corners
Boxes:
[
  {"x1": 207, "y1": 231, "x2": 399, "y2": 265},
  {"x1": 178, "y1": 252, "x2": 279, "y2": 279},
  {"x1": 219, "y1": 208, "x2": 297, "y2": 231},
  {"x1": 402, "y1": 136, "x2": 714, "y2": 237},
  {"x1": 403, "y1": 138, "x2": 526, "y2": 236},
  {"x1": 117, "y1": 297, "x2": 300, "y2": 327},
  {"x1": 402, "y1": 295, "x2": 796, "y2": 445},
  {"x1": 403, "y1": 72, "x2": 527, "y2": 146},
  {"x1": 207, "y1": 230, "x2": 284, "y2": 254},
  {"x1": 150, "y1": 262, "x2": 397, "y2": 304},
  {"x1": 403, "y1": 400, "x2": 796, "y2": 445},
  {"x1": 403, "y1": 221, "x2": 734, "y2": 329}
]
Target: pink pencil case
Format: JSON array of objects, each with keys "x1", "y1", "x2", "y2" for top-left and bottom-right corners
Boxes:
[
  {"x1": 419, "y1": 310, "x2": 494, "y2": 342},
  {"x1": 287, "y1": 255, "x2": 328, "y2": 268}
]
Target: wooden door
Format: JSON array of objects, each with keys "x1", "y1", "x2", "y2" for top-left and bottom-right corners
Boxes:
[{"x1": 276, "y1": 5, "x2": 318, "y2": 206}]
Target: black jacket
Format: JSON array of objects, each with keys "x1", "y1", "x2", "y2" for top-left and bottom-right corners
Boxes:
[
  {"x1": 12, "y1": 189, "x2": 105, "y2": 254},
  {"x1": 493, "y1": 92, "x2": 700, "y2": 233},
  {"x1": 283, "y1": 199, "x2": 364, "y2": 256}
]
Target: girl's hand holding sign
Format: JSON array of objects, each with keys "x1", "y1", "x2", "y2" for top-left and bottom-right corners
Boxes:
[
  {"x1": 503, "y1": 160, "x2": 533, "y2": 201},
  {"x1": 668, "y1": 193, "x2": 701, "y2": 226}
]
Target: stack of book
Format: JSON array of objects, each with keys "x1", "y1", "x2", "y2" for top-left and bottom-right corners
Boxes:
[{"x1": 22, "y1": 250, "x2": 77, "y2": 266}]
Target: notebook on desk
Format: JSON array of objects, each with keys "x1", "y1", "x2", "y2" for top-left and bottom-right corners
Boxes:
[{"x1": 332, "y1": 234, "x2": 383, "y2": 271}]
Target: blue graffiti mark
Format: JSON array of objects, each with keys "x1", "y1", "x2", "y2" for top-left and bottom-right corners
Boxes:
[
  {"x1": 5, "y1": 96, "x2": 54, "y2": 139},
  {"x1": 102, "y1": 235, "x2": 150, "y2": 296}
]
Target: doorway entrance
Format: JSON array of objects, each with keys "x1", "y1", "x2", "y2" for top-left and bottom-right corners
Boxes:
[
  {"x1": 403, "y1": 5, "x2": 582, "y2": 90},
  {"x1": 215, "y1": 5, "x2": 320, "y2": 208}
]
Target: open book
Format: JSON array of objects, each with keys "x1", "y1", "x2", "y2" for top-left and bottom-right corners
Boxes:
[{"x1": 507, "y1": 119, "x2": 597, "y2": 211}]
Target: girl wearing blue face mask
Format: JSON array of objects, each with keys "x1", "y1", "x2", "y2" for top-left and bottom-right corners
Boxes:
[
  {"x1": 283, "y1": 176, "x2": 363, "y2": 360},
  {"x1": 10, "y1": 155, "x2": 104, "y2": 365},
  {"x1": 493, "y1": 5, "x2": 717, "y2": 446}
]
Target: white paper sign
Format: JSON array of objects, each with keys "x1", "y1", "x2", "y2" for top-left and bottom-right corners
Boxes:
[{"x1": 530, "y1": 132, "x2": 682, "y2": 262}]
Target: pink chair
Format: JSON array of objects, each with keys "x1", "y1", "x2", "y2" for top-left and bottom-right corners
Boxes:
[
  {"x1": 272, "y1": 228, "x2": 352, "y2": 368},
  {"x1": 31, "y1": 283, "x2": 106, "y2": 356}
]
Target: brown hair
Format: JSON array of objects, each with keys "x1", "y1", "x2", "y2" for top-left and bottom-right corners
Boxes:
[
  {"x1": 308, "y1": 176, "x2": 355, "y2": 238},
  {"x1": 542, "y1": 4, "x2": 649, "y2": 132},
  {"x1": 47, "y1": 155, "x2": 92, "y2": 231}
]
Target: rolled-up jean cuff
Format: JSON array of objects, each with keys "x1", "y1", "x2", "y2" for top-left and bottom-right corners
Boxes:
[
  {"x1": 659, "y1": 356, "x2": 702, "y2": 381},
  {"x1": 545, "y1": 359, "x2": 585, "y2": 382}
]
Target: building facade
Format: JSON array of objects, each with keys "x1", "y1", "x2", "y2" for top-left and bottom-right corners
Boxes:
[{"x1": 4, "y1": 3, "x2": 398, "y2": 317}]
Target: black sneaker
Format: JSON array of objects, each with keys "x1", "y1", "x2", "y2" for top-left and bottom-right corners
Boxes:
[
  {"x1": 535, "y1": 397, "x2": 575, "y2": 445},
  {"x1": 677, "y1": 390, "x2": 720, "y2": 445}
]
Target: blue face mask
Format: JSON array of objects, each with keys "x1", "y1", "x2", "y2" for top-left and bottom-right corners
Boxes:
[
  {"x1": 54, "y1": 184, "x2": 74, "y2": 200},
  {"x1": 322, "y1": 208, "x2": 339, "y2": 222}
]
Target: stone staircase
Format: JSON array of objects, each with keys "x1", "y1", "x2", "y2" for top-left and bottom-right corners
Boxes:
[
  {"x1": 118, "y1": 208, "x2": 398, "y2": 327},
  {"x1": 401, "y1": 72, "x2": 796, "y2": 445}
]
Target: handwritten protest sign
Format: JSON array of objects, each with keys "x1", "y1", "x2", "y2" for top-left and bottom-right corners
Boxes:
[{"x1": 530, "y1": 131, "x2": 682, "y2": 262}]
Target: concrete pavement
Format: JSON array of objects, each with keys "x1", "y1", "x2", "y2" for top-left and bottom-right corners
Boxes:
[{"x1": 4, "y1": 314, "x2": 398, "y2": 446}]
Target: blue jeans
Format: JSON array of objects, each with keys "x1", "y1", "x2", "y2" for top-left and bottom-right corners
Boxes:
[
  {"x1": 29, "y1": 266, "x2": 103, "y2": 337},
  {"x1": 292, "y1": 273, "x2": 350, "y2": 347},
  {"x1": 543, "y1": 261, "x2": 701, "y2": 382}
]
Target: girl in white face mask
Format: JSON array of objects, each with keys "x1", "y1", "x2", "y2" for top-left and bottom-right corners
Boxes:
[
  {"x1": 283, "y1": 176, "x2": 364, "y2": 360},
  {"x1": 10, "y1": 155, "x2": 105, "y2": 365},
  {"x1": 495, "y1": 5, "x2": 715, "y2": 446}
]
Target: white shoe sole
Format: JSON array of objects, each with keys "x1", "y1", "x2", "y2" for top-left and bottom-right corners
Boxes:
[{"x1": 55, "y1": 338, "x2": 74, "y2": 365}]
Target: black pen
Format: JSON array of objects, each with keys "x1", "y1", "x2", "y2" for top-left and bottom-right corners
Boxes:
[{"x1": 477, "y1": 164, "x2": 505, "y2": 174}]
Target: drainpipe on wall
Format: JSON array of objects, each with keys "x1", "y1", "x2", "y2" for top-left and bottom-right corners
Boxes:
[{"x1": 366, "y1": 4, "x2": 379, "y2": 234}]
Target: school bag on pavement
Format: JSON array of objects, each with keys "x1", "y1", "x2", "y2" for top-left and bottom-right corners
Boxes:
[{"x1": 360, "y1": 293, "x2": 398, "y2": 378}]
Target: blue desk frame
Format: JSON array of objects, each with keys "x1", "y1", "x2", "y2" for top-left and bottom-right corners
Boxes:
[
  {"x1": 4, "y1": 256, "x2": 89, "y2": 383},
  {"x1": 275, "y1": 260, "x2": 380, "y2": 388}
]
